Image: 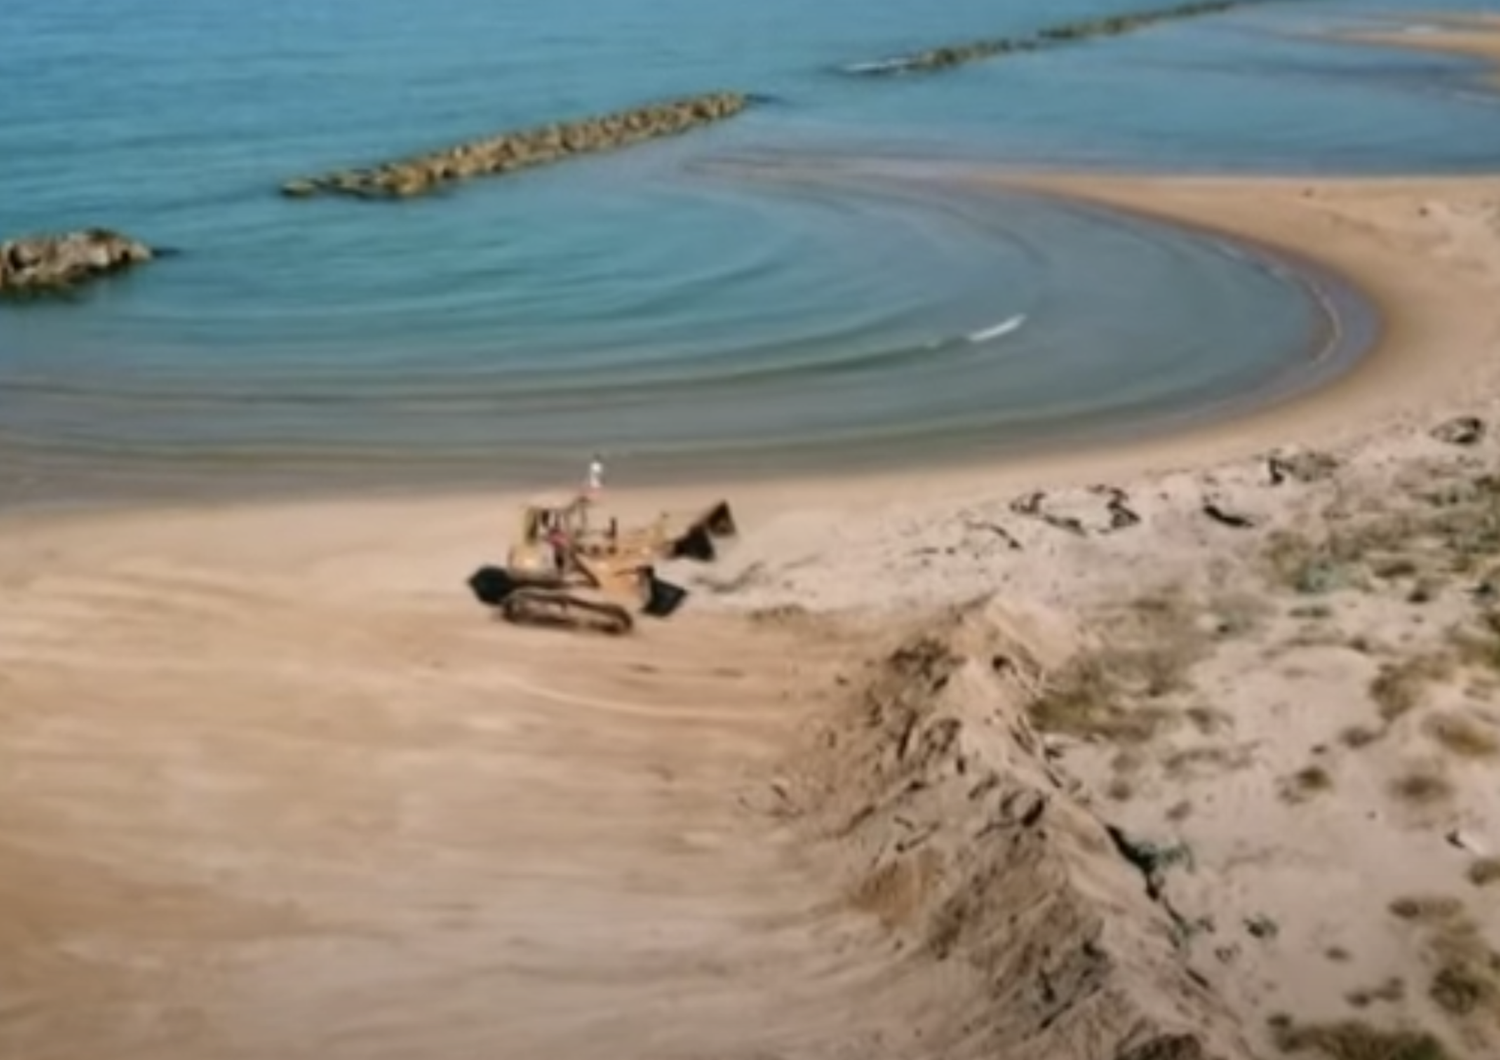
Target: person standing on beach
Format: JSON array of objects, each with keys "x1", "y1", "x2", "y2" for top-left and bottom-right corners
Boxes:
[{"x1": 586, "y1": 453, "x2": 605, "y2": 498}]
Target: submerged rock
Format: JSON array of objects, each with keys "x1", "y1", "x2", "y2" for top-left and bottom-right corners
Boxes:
[
  {"x1": 0, "y1": 229, "x2": 154, "y2": 297},
  {"x1": 282, "y1": 90, "x2": 753, "y2": 202}
]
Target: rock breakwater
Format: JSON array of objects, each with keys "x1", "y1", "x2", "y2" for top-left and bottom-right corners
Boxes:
[
  {"x1": 843, "y1": 0, "x2": 1245, "y2": 77},
  {"x1": 0, "y1": 229, "x2": 154, "y2": 298},
  {"x1": 281, "y1": 91, "x2": 751, "y2": 201}
]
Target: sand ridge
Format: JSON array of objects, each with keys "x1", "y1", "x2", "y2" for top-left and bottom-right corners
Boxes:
[{"x1": 777, "y1": 599, "x2": 1254, "y2": 1059}]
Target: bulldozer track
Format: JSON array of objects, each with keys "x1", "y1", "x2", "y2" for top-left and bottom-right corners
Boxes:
[{"x1": 500, "y1": 588, "x2": 634, "y2": 636}]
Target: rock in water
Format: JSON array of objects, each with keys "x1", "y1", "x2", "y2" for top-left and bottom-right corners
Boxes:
[
  {"x1": 281, "y1": 90, "x2": 753, "y2": 202},
  {"x1": 0, "y1": 229, "x2": 154, "y2": 297},
  {"x1": 841, "y1": 0, "x2": 1244, "y2": 77}
]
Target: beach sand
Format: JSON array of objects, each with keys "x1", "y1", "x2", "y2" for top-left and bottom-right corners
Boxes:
[{"x1": 7, "y1": 15, "x2": 1500, "y2": 1060}]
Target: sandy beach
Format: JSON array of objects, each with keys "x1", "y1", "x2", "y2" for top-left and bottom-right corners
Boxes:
[{"x1": 7, "y1": 15, "x2": 1500, "y2": 1060}]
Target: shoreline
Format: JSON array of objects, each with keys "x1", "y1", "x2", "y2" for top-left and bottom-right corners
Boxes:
[
  {"x1": 5, "y1": 168, "x2": 1491, "y2": 536},
  {"x1": 986, "y1": 171, "x2": 1499, "y2": 447},
  {"x1": 1338, "y1": 11, "x2": 1500, "y2": 89}
]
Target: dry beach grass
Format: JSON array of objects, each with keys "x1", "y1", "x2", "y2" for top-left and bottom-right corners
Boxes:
[{"x1": 6, "y1": 13, "x2": 1500, "y2": 1060}]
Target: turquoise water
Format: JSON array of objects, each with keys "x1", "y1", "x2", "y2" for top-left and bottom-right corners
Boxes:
[{"x1": 2, "y1": 0, "x2": 1499, "y2": 504}]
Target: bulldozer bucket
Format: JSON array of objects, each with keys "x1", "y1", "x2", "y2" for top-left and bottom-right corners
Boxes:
[
  {"x1": 700, "y1": 500, "x2": 737, "y2": 538},
  {"x1": 667, "y1": 501, "x2": 738, "y2": 563},
  {"x1": 669, "y1": 523, "x2": 717, "y2": 562},
  {"x1": 640, "y1": 569, "x2": 689, "y2": 618}
]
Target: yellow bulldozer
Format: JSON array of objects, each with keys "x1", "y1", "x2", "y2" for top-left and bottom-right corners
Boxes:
[
  {"x1": 514, "y1": 494, "x2": 737, "y2": 565},
  {"x1": 465, "y1": 494, "x2": 737, "y2": 635}
]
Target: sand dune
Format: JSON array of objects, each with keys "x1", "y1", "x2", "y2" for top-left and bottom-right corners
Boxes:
[{"x1": 779, "y1": 599, "x2": 1253, "y2": 1059}]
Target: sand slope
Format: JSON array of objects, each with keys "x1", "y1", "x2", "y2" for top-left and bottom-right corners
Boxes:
[{"x1": 780, "y1": 599, "x2": 1254, "y2": 1059}]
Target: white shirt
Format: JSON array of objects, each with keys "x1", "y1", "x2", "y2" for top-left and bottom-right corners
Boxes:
[{"x1": 587, "y1": 460, "x2": 604, "y2": 490}]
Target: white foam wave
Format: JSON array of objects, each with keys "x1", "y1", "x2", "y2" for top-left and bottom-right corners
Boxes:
[
  {"x1": 966, "y1": 314, "x2": 1027, "y2": 343},
  {"x1": 841, "y1": 57, "x2": 914, "y2": 74}
]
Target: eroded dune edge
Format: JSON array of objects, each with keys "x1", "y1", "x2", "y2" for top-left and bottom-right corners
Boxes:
[{"x1": 771, "y1": 599, "x2": 1254, "y2": 1060}]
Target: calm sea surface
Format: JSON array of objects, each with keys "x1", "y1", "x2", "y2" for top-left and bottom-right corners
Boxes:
[{"x1": 3, "y1": 0, "x2": 1499, "y2": 505}]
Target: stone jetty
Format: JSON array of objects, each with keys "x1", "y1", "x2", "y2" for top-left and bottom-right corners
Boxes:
[
  {"x1": 0, "y1": 229, "x2": 154, "y2": 298},
  {"x1": 844, "y1": 0, "x2": 1243, "y2": 76},
  {"x1": 281, "y1": 91, "x2": 751, "y2": 201}
]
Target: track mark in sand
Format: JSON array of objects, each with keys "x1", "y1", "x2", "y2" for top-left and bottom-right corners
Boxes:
[
  {"x1": 0, "y1": 559, "x2": 406, "y2": 674},
  {"x1": 401, "y1": 613, "x2": 808, "y2": 725},
  {"x1": 0, "y1": 565, "x2": 297, "y2": 641},
  {"x1": 19, "y1": 540, "x2": 730, "y2": 1060},
  {"x1": 480, "y1": 665, "x2": 714, "y2": 720}
]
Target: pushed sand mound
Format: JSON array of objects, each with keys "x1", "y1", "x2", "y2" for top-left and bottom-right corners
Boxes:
[{"x1": 780, "y1": 598, "x2": 1255, "y2": 1060}]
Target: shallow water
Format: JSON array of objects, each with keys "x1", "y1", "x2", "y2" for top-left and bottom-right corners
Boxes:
[{"x1": 2, "y1": 0, "x2": 1499, "y2": 505}]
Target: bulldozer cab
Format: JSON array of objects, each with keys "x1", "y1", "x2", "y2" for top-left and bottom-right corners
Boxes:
[
  {"x1": 514, "y1": 493, "x2": 737, "y2": 566},
  {"x1": 519, "y1": 495, "x2": 583, "y2": 542}
]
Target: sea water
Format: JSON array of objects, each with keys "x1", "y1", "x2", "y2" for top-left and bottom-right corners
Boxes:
[{"x1": 2, "y1": 0, "x2": 1499, "y2": 504}]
